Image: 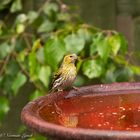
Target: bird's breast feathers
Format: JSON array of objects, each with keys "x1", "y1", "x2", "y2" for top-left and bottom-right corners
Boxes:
[{"x1": 61, "y1": 65, "x2": 76, "y2": 87}]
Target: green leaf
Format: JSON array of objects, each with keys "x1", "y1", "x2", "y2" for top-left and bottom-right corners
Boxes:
[
  {"x1": 38, "y1": 20, "x2": 56, "y2": 33},
  {"x1": 10, "y1": 0, "x2": 22, "y2": 13},
  {"x1": 43, "y1": 3, "x2": 59, "y2": 15},
  {"x1": 90, "y1": 33, "x2": 112, "y2": 60},
  {"x1": 11, "y1": 72, "x2": 27, "y2": 95},
  {"x1": 17, "y1": 50, "x2": 27, "y2": 62},
  {"x1": 98, "y1": 40, "x2": 111, "y2": 60},
  {"x1": 6, "y1": 59, "x2": 19, "y2": 76},
  {"x1": 0, "y1": 97, "x2": 9, "y2": 122},
  {"x1": 38, "y1": 66, "x2": 51, "y2": 87},
  {"x1": 103, "y1": 64, "x2": 116, "y2": 83},
  {"x1": 29, "y1": 90, "x2": 44, "y2": 101},
  {"x1": 15, "y1": 14, "x2": 27, "y2": 24},
  {"x1": 28, "y1": 40, "x2": 43, "y2": 79},
  {"x1": 36, "y1": 48, "x2": 45, "y2": 64},
  {"x1": 82, "y1": 59, "x2": 103, "y2": 79},
  {"x1": 16, "y1": 23, "x2": 25, "y2": 34},
  {"x1": 129, "y1": 65, "x2": 140, "y2": 75},
  {"x1": 119, "y1": 34, "x2": 128, "y2": 54},
  {"x1": 44, "y1": 37, "x2": 66, "y2": 70},
  {"x1": 95, "y1": 33, "x2": 111, "y2": 60},
  {"x1": 0, "y1": 43, "x2": 13, "y2": 59},
  {"x1": 0, "y1": 0, "x2": 12, "y2": 10},
  {"x1": 114, "y1": 55, "x2": 128, "y2": 65},
  {"x1": 29, "y1": 52, "x2": 39, "y2": 81},
  {"x1": 115, "y1": 67, "x2": 134, "y2": 82},
  {"x1": 74, "y1": 75, "x2": 86, "y2": 86},
  {"x1": 27, "y1": 11, "x2": 39, "y2": 24},
  {"x1": 32, "y1": 39, "x2": 42, "y2": 52},
  {"x1": 77, "y1": 28, "x2": 91, "y2": 42},
  {"x1": 0, "y1": 75, "x2": 13, "y2": 95},
  {"x1": 76, "y1": 59, "x2": 83, "y2": 72},
  {"x1": 90, "y1": 37, "x2": 98, "y2": 56},
  {"x1": 64, "y1": 33, "x2": 85, "y2": 53},
  {"x1": 57, "y1": 13, "x2": 70, "y2": 21},
  {"x1": 108, "y1": 34, "x2": 121, "y2": 56},
  {"x1": 0, "y1": 60, "x2": 20, "y2": 95}
]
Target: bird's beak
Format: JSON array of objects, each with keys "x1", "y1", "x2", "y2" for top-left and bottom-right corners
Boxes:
[
  {"x1": 74, "y1": 55, "x2": 78, "y2": 60},
  {"x1": 71, "y1": 54, "x2": 78, "y2": 63},
  {"x1": 72, "y1": 54, "x2": 78, "y2": 60}
]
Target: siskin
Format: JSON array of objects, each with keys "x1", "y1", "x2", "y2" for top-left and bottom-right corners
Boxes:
[{"x1": 50, "y1": 54, "x2": 78, "y2": 92}]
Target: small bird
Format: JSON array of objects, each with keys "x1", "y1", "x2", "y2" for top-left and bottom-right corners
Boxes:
[{"x1": 50, "y1": 54, "x2": 78, "y2": 92}]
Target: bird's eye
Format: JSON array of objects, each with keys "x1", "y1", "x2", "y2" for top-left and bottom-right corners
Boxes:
[{"x1": 69, "y1": 55, "x2": 73, "y2": 58}]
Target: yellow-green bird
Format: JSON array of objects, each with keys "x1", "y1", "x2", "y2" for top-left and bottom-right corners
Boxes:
[{"x1": 50, "y1": 54, "x2": 78, "y2": 92}]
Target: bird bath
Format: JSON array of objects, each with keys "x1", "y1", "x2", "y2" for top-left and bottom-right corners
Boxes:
[{"x1": 21, "y1": 82, "x2": 140, "y2": 140}]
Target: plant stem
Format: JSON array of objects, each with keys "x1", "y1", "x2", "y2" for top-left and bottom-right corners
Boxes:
[{"x1": 0, "y1": 54, "x2": 11, "y2": 76}]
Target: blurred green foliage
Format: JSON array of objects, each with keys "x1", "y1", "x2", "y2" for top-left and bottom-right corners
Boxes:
[{"x1": 0, "y1": 0, "x2": 140, "y2": 139}]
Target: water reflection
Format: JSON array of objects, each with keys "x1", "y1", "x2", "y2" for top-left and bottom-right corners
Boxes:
[
  {"x1": 54, "y1": 102, "x2": 78, "y2": 128},
  {"x1": 39, "y1": 92, "x2": 140, "y2": 131},
  {"x1": 58, "y1": 114, "x2": 78, "y2": 128}
]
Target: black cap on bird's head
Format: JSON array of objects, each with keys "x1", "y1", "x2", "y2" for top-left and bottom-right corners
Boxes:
[{"x1": 63, "y1": 54, "x2": 78, "y2": 64}]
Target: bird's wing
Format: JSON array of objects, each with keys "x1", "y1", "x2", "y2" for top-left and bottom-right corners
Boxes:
[
  {"x1": 53, "y1": 68, "x2": 62, "y2": 81},
  {"x1": 49, "y1": 69, "x2": 62, "y2": 92},
  {"x1": 51, "y1": 68, "x2": 63, "y2": 88}
]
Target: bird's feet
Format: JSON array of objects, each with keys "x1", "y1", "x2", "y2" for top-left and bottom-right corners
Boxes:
[
  {"x1": 72, "y1": 86, "x2": 80, "y2": 91},
  {"x1": 64, "y1": 86, "x2": 80, "y2": 99}
]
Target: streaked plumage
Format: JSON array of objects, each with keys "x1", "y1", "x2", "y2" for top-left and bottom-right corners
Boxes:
[{"x1": 50, "y1": 54, "x2": 77, "y2": 92}]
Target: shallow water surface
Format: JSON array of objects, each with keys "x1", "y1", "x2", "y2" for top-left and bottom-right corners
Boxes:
[{"x1": 39, "y1": 92, "x2": 140, "y2": 131}]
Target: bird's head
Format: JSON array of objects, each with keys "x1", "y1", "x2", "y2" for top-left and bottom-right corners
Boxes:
[{"x1": 63, "y1": 54, "x2": 78, "y2": 64}]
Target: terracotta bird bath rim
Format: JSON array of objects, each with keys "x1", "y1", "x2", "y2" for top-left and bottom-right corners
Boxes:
[{"x1": 21, "y1": 82, "x2": 140, "y2": 140}]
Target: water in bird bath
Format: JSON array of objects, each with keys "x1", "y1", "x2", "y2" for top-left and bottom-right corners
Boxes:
[{"x1": 39, "y1": 92, "x2": 140, "y2": 131}]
